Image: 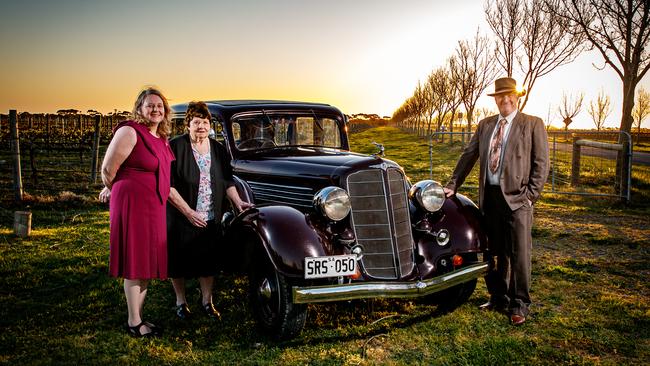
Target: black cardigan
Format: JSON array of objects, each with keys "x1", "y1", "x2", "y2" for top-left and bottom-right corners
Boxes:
[{"x1": 167, "y1": 134, "x2": 234, "y2": 228}]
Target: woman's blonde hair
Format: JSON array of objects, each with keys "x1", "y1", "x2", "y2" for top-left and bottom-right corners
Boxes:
[{"x1": 131, "y1": 86, "x2": 172, "y2": 139}]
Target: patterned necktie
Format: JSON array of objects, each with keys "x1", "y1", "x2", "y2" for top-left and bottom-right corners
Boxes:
[{"x1": 489, "y1": 118, "x2": 507, "y2": 174}]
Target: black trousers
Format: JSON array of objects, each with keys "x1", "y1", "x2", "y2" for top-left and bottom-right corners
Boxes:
[{"x1": 483, "y1": 185, "x2": 533, "y2": 316}]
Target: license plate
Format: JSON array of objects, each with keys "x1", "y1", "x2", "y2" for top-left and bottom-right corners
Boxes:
[{"x1": 304, "y1": 255, "x2": 357, "y2": 279}]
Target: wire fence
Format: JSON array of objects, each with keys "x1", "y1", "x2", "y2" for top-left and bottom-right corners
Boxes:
[
  {"x1": 1, "y1": 111, "x2": 647, "y2": 203},
  {"x1": 0, "y1": 110, "x2": 198, "y2": 200},
  {"x1": 424, "y1": 130, "x2": 643, "y2": 202},
  {"x1": 1, "y1": 112, "x2": 120, "y2": 199}
]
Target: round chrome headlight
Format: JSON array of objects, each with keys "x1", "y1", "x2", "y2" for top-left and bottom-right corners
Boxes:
[
  {"x1": 409, "y1": 180, "x2": 445, "y2": 212},
  {"x1": 313, "y1": 186, "x2": 351, "y2": 221}
]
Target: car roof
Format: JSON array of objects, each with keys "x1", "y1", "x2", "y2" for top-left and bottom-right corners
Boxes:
[
  {"x1": 170, "y1": 100, "x2": 343, "y2": 119},
  {"x1": 204, "y1": 100, "x2": 330, "y2": 107}
]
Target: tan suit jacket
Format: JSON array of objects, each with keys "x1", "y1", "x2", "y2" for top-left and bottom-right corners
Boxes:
[{"x1": 446, "y1": 111, "x2": 549, "y2": 212}]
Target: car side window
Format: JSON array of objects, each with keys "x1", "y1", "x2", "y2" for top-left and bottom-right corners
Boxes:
[
  {"x1": 232, "y1": 122, "x2": 241, "y2": 143},
  {"x1": 212, "y1": 118, "x2": 224, "y2": 142}
]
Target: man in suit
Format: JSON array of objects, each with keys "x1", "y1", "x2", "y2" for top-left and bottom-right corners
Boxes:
[{"x1": 443, "y1": 77, "x2": 549, "y2": 325}]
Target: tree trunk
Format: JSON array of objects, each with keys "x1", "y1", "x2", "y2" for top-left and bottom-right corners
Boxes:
[{"x1": 615, "y1": 75, "x2": 636, "y2": 199}]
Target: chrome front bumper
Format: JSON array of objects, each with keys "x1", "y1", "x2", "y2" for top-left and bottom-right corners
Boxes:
[{"x1": 292, "y1": 262, "x2": 489, "y2": 304}]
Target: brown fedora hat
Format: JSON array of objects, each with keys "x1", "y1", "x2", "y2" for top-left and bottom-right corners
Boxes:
[{"x1": 487, "y1": 77, "x2": 526, "y2": 97}]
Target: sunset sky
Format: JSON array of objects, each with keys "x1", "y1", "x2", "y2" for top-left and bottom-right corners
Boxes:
[{"x1": 1, "y1": 0, "x2": 648, "y2": 129}]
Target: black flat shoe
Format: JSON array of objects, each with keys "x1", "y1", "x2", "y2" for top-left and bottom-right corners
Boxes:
[
  {"x1": 143, "y1": 321, "x2": 163, "y2": 336},
  {"x1": 176, "y1": 303, "x2": 191, "y2": 320},
  {"x1": 203, "y1": 302, "x2": 221, "y2": 320},
  {"x1": 126, "y1": 322, "x2": 159, "y2": 338}
]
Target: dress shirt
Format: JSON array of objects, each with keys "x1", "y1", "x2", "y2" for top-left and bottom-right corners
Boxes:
[{"x1": 487, "y1": 110, "x2": 517, "y2": 185}]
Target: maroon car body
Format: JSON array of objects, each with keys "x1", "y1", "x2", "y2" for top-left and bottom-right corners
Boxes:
[{"x1": 171, "y1": 100, "x2": 488, "y2": 339}]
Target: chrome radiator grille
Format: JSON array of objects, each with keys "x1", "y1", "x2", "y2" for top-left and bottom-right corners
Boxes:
[
  {"x1": 346, "y1": 168, "x2": 415, "y2": 279},
  {"x1": 248, "y1": 181, "x2": 314, "y2": 208}
]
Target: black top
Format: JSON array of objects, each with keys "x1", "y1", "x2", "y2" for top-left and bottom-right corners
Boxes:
[{"x1": 167, "y1": 133, "x2": 234, "y2": 226}]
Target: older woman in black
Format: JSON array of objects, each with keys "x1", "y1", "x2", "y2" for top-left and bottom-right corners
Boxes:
[{"x1": 167, "y1": 101, "x2": 252, "y2": 320}]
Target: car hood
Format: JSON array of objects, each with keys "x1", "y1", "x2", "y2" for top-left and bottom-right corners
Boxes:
[{"x1": 232, "y1": 148, "x2": 402, "y2": 186}]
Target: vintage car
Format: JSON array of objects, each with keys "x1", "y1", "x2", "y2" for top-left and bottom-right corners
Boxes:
[{"x1": 170, "y1": 100, "x2": 488, "y2": 339}]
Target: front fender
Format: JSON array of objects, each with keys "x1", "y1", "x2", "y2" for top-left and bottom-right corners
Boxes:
[
  {"x1": 416, "y1": 193, "x2": 486, "y2": 277},
  {"x1": 226, "y1": 205, "x2": 327, "y2": 278}
]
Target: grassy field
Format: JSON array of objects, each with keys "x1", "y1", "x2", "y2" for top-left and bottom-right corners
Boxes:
[{"x1": 1, "y1": 126, "x2": 649, "y2": 365}]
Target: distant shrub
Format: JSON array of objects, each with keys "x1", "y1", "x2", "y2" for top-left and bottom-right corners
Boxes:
[{"x1": 11, "y1": 190, "x2": 95, "y2": 209}]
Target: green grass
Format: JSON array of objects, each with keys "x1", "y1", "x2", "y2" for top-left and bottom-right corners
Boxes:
[
  {"x1": 349, "y1": 126, "x2": 480, "y2": 188},
  {"x1": 1, "y1": 126, "x2": 649, "y2": 365}
]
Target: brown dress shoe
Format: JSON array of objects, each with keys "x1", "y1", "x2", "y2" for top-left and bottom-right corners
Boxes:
[{"x1": 510, "y1": 314, "x2": 526, "y2": 325}]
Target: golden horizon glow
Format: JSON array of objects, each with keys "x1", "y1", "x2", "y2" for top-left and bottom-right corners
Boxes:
[{"x1": 0, "y1": 0, "x2": 648, "y2": 130}]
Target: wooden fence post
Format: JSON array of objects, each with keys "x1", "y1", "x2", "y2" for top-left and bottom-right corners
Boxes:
[
  {"x1": 45, "y1": 114, "x2": 50, "y2": 149},
  {"x1": 619, "y1": 137, "x2": 630, "y2": 201},
  {"x1": 10, "y1": 110, "x2": 23, "y2": 202},
  {"x1": 14, "y1": 211, "x2": 32, "y2": 238},
  {"x1": 571, "y1": 134, "x2": 581, "y2": 186},
  {"x1": 90, "y1": 115, "x2": 101, "y2": 183},
  {"x1": 79, "y1": 116, "x2": 84, "y2": 164}
]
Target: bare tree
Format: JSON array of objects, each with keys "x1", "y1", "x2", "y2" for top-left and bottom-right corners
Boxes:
[
  {"x1": 549, "y1": 0, "x2": 650, "y2": 135},
  {"x1": 485, "y1": 0, "x2": 524, "y2": 76},
  {"x1": 411, "y1": 82, "x2": 423, "y2": 135},
  {"x1": 393, "y1": 84, "x2": 428, "y2": 134},
  {"x1": 429, "y1": 67, "x2": 454, "y2": 135},
  {"x1": 632, "y1": 86, "x2": 650, "y2": 141},
  {"x1": 409, "y1": 82, "x2": 428, "y2": 135},
  {"x1": 424, "y1": 72, "x2": 440, "y2": 136},
  {"x1": 549, "y1": 0, "x2": 650, "y2": 197},
  {"x1": 455, "y1": 29, "x2": 499, "y2": 133},
  {"x1": 485, "y1": 0, "x2": 587, "y2": 110},
  {"x1": 446, "y1": 57, "x2": 464, "y2": 137},
  {"x1": 558, "y1": 91, "x2": 584, "y2": 131},
  {"x1": 587, "y1": 90, "x2": 611, "y2": 131},
  {"x1": 545, "y1": 104, "x2": 555, "y2": 131},
  {"x1": 478, "y1": 107, "x2": 498, "y2": 124}
]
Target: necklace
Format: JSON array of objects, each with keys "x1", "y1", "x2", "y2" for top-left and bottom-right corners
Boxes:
[{"x1": 191, "y1": 138, "x2": 209, "y2": 155}]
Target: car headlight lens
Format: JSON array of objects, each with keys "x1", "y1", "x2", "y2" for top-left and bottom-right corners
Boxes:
[
  {"x1": 313, "y1": 187, "x2": 351, "y2": 221},
  {"x1": 409, "y1": 180, "x2": 445, "y2": 212}
]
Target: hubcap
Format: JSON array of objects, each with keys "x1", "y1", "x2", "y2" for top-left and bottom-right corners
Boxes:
[{"x1": 259, "y1": 278, "x2": 272, "y2": 300}]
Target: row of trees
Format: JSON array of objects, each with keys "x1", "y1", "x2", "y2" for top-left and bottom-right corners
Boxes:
[
  {"x1": 392, "y1": 30, "x2": 498, "y2": 136},
  {"x1": 0, "y1": 111, "x2": 131, "y2": 144},
  {"x1": 392, "y1": 0, "x2": 650, "y2": 138},
  {"x1": 557, "y1": 87, "x2": 650, "y2": 133}
]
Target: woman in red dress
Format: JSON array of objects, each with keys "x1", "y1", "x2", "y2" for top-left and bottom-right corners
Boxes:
[{"x1": 99, "y1": 87, "x2": 175, "y2": 337}]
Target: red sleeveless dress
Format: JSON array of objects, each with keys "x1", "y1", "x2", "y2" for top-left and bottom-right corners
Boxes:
[{"x1": 108, "y1": 121, "x2": 175, "y2": 279}]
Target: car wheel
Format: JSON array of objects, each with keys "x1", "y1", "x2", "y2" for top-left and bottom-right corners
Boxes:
[
  {"x1": 421, "y1": 253, "x2": 479, "y2": 311},
  {"x1": 436, "y1": 278, "x2": 478, "y2": 312},
  {"x1": 437, "y1": 252, "x2": 480, "y2": 311},
  {"x1": 249, "y1": 258, "x2": 307, "y2": 340}
]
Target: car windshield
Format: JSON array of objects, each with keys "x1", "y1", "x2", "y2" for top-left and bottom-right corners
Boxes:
[{"x1": 232, "y1": 114, "x2": 343, "y2": 150}]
